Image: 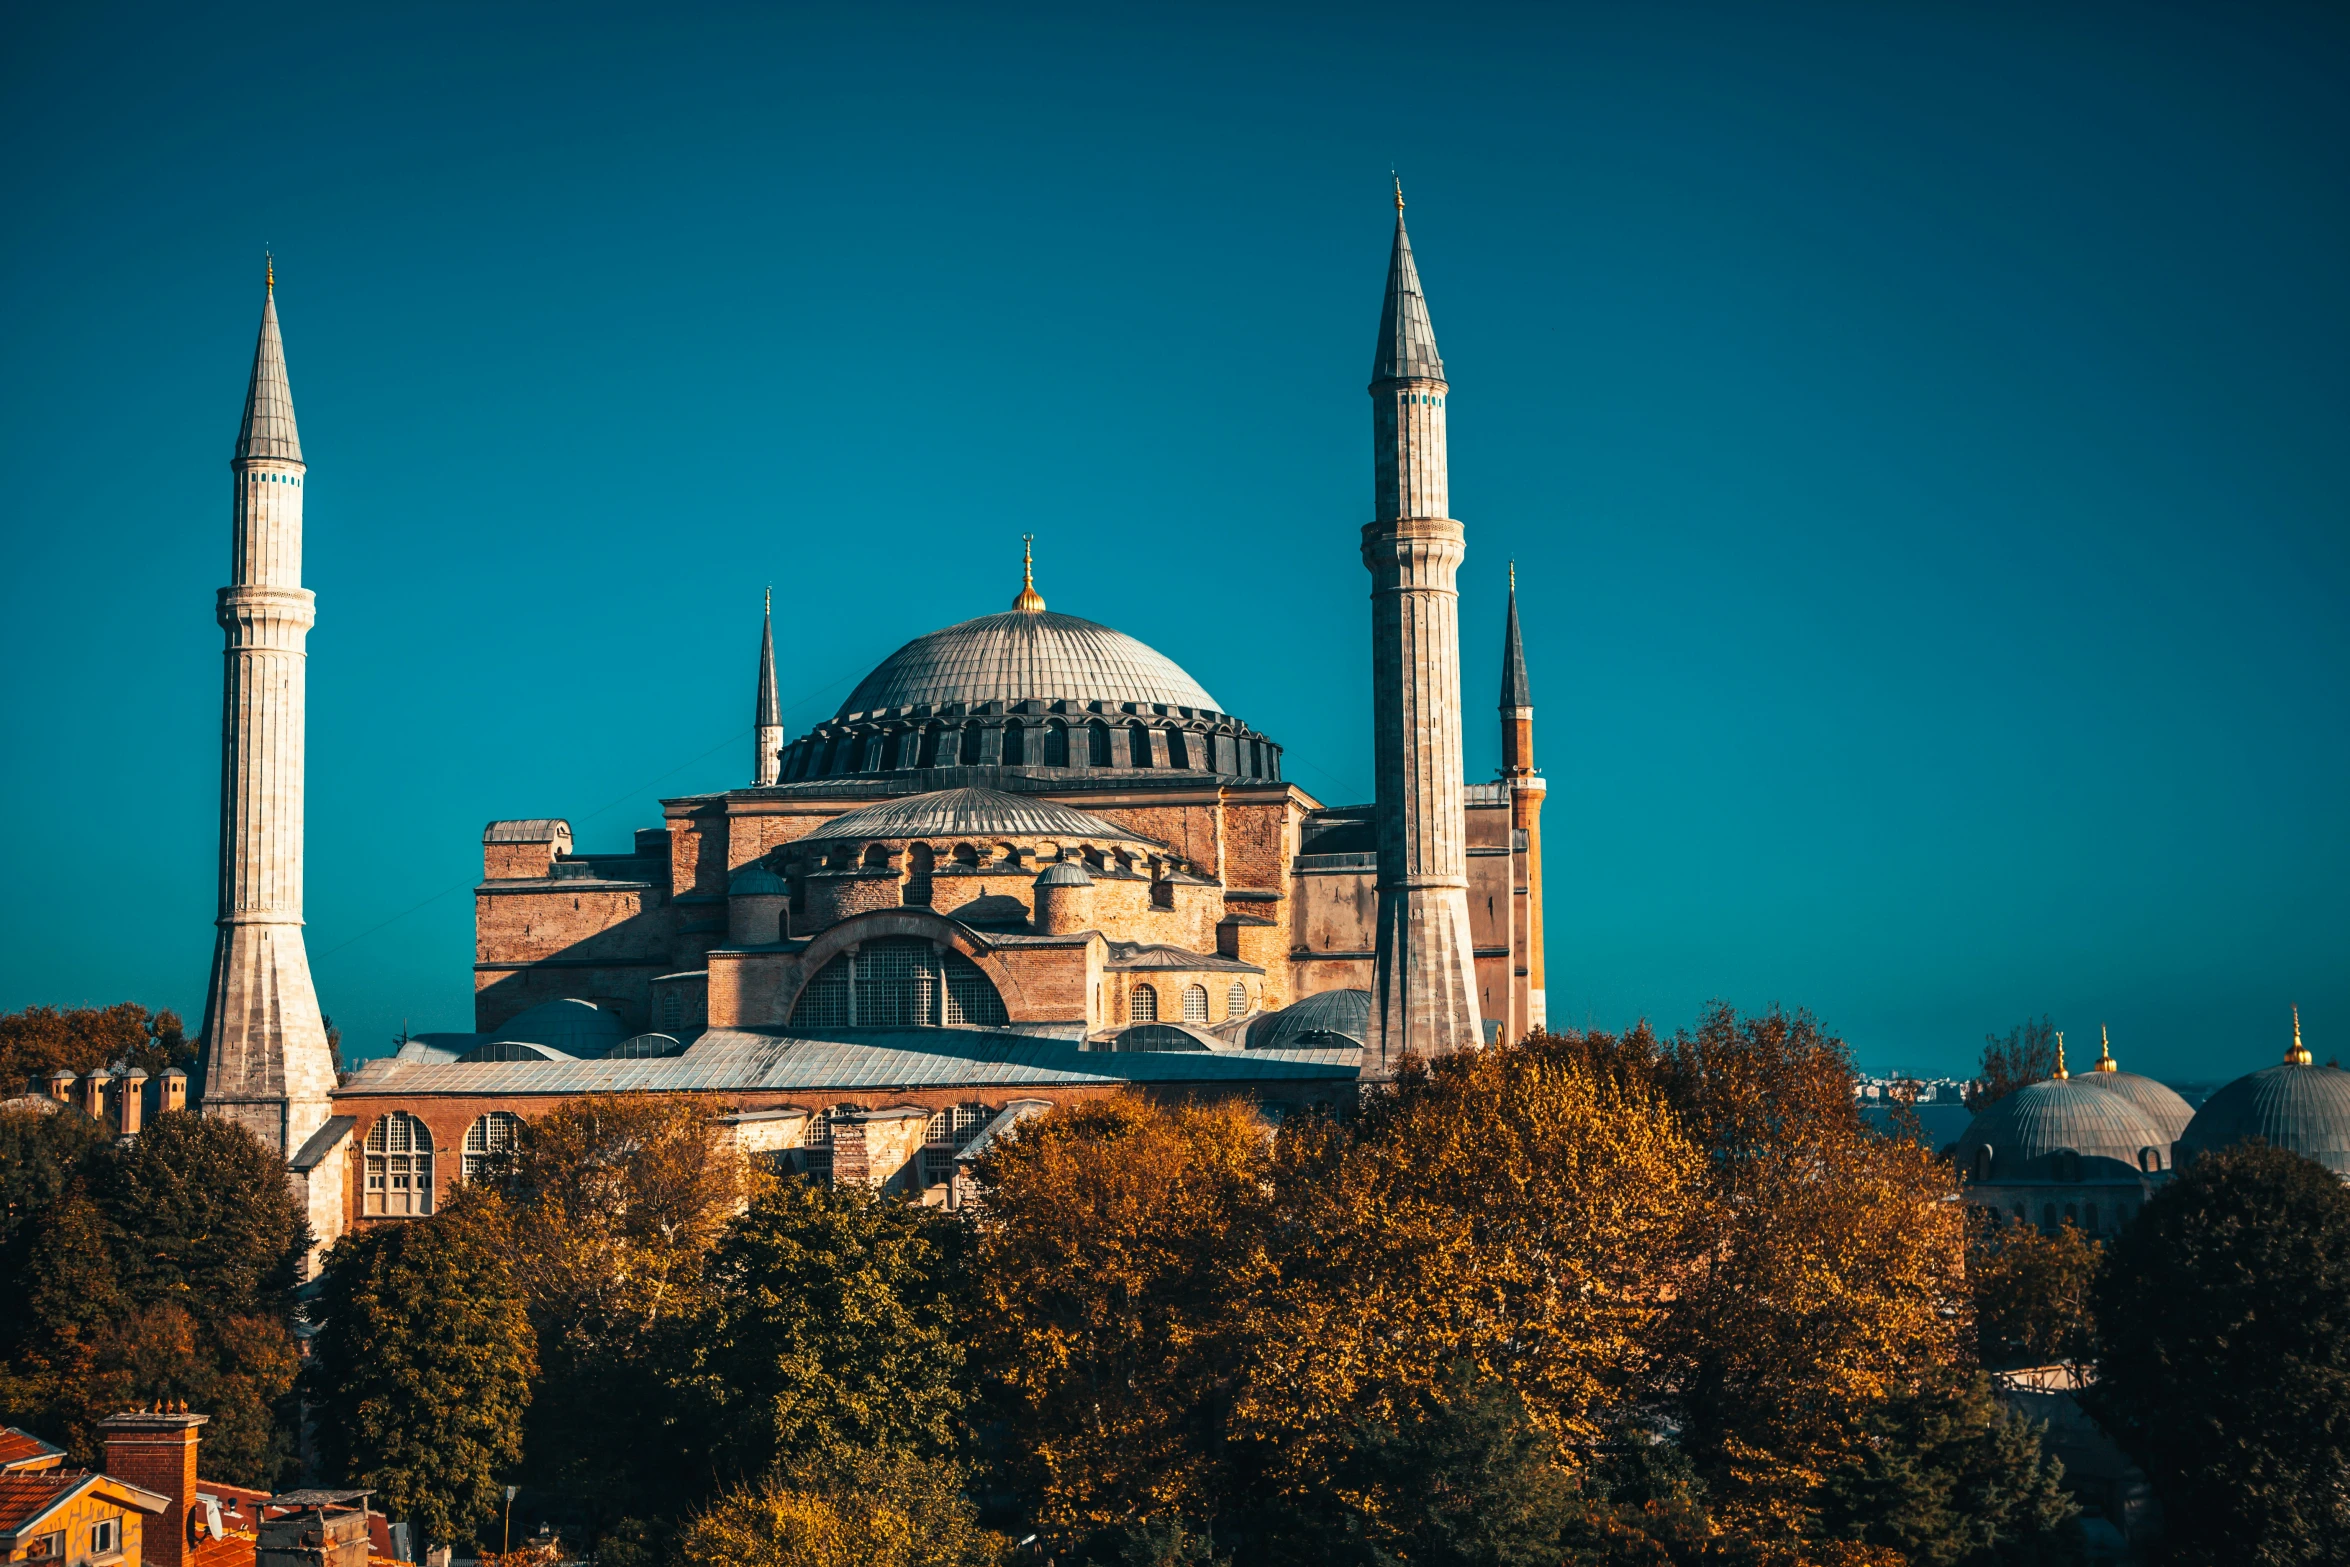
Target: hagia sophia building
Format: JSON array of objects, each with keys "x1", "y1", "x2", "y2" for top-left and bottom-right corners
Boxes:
[{"x1": 178, "y1": 195, "x2": 1555, "y2": 1249}]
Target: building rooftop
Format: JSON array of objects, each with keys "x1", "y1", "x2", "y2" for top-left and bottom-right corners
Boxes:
[{"x1": 837, "y1": 608, "x2": 1222, "y2": 717}]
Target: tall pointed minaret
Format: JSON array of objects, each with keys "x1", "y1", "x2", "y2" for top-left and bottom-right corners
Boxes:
[
  {"x1": 753, "y1": 588, "x2": 783, "y2": 785},
  {"x1": 1499, "y1": 563, "x2": 1547, "y2": 1036},
  {"x1": 1363, "y1": 183, "x2": 1483, "y2": 1067},
  {"x1": 198, "y1": 260, "x2": 337, "y2": 1156}
]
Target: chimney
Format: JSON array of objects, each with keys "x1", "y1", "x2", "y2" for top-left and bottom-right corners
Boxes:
[
  {"x1": 162, "y1": 1068, "x2": 188, "y2": 1114},
  {"x1": 120, "y1": 1069, "x2": 149, "y2": 1136},
  {"x1": 48, "y1": 1068, "x2": 75, "y2": 1104},
  {"x1": 100, "y1": 1409, "x2": 209, "y2": 1567},
  {"x1": 80, "y1": 1071, "x2": 108, "y2": 1122}
]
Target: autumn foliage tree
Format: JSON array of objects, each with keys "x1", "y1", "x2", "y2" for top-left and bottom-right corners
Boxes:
[
  {"x1": 0, "y1": 1003, "x2": 193, "y2": 1087},
  {"x1": 1967, "y1": 1218, "x2": 2097, "y2": 1372}
]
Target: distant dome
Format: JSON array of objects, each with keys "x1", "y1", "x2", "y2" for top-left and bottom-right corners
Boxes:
[
  {"x1": 492, "y1": 998, "x2": 626, "y2": 1057},
  {"x1": 1248, "y1": 988, "x2": 1373, "y2": 1051},
  {"x1": 729, "y1": 864, "x2": 787, "y2": 896},
  {"x1": 841, "y1": 610, "x2": 1221, "y2": 717},
  {"x1": 809, "y1": 786, "x2": 1154, "y2": 846},
  {"x1": 2080, "y1": 1070, "x2": 2195, "y2": 1145},
  {"x1": 459, "y1": 1039, "x2": 576, "y2": 1063},
  {"x1": 2178, "y1": 1061, "x2": 2350, "y2": 1178},
  {"x1": 1954, "y1": 1077, "x2": 2170, "y2": 1184},
  {"x1": 1034, "y1": 861, "x2": 1094, "y2": 887}
]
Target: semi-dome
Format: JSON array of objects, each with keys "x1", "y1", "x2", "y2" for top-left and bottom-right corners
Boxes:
[
  {"x1": 807, "y1": 786, "x2": 1154, "y2": 846},
  {"x1": 1248, "y1": 987, "x2": 1373, "y2": 1051},
  {"x1": 841, "y1": 609, "x2": 1221, "y2": 717},
  {"x1": 2178, "y1": 1062, "x2": 2350, "y2": 1177},
  {"x1": 1954, "y1": 1076, "x2": 2170, "y2": 1185},
  {"x1": 490, "y1": 998, "x2": 626, "y2": 1056}
]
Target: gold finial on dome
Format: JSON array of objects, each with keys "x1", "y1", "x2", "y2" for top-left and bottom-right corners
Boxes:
[
  {"x1": 2288, "y1": 1003, "x2": 2313, "y2": 1066},
  {"x1": 1012, "y1": 534, "x2": 1046, "y2": 614},
  {"x1": 2095, "y1": 1023, "x2": 2118, "y2": 1072},
  {"x1": 265, "y1": 250, "x2": 274, "y2": 292},
  {"x1": 1393, "y1": 173, "x2": 1405, "y2": 214},
  {"x1": 2052, "y1": 1030, "x2": 2069, "y2": 1080}
]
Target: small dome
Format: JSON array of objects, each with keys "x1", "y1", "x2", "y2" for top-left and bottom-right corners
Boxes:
[
  {"x1": 490, "y1": 998, "x2": 626, "y2": 1056},
  {"x1": 1034, "y1": 861, "x2": 1094, "y2": 888},
  {"x1": 1954, "y1": 1076, "x2": 2170, "y2": 1184},
  {"x1": 729, "y1": 864, "x2": 787, "y2": 896},
  {"x1": 2080, "y1": 1071, "x2": 2195, "y2": 1144},
  {"x1": 810, "y1": 786, "x2": 1154, "y2": 846},
  {"x1": 1248, "y1": 988, "x2": 1374, "y2": 1051},
  {"x1": 2177, "y1": 1060, "x2": 2350, "y2": 1177}
]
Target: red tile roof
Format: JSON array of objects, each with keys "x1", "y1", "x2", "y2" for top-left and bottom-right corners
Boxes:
[
  {"x1": 0, "y1": 1429, "x2": 65, "y2": 1474},
  {"x1": 0, "y1": 1471, "x2": 85, "y2": 1537}
]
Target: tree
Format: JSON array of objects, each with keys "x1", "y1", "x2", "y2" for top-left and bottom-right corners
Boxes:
[
  {"x1": 673, "y1": 1448, "x2": 1000, "y2": 1567},
  {"x1": 0, "y1": 1004, "x2": 191, "y2": 1088},
  {"x1": 1815, "y1": 1370, "x2": 2081, "y2": 1566},
  {"x1": 503, "y1": 1093, "x2": 757, "y2": 1523},
  {"x1": 1648, "y1": 1005, "x2": 1969, "y2": 1541},
  {"x1": 971, "y1": 1097, "x2": 1274, "y2": 1533},
  {"x1": 2088, "y1": 1142, "x2": 2350, "y2": 1566},
  {"x1": 1967, "y1": 1019, "x2": 2056, "y2": 1112},
  {"x1": 308, "y1": 1190, "x2": 537, "y2": 1547},
  {"x1": 0, "y1": 1102, "x2": 106, "y2": 1255},
  {"x1": 1967, "y1": 1218, "x2": 2096, "y2": 1372},
  {"x1": 0, "y1": 1111, "x2": 306, "y2": 1482},
  {"x1": 682, "y1": 1179, "x2": 970, "y2": 1484}
]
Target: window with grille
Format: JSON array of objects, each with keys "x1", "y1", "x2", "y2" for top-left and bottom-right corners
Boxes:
[
  {"x1": 1182, "y1": 984, "x2": 1209, "y2": 1023},
  {"x1": 1089, "y1": 722, "x2": 1113, "y2": 766},
  {"x1": 364, "y1": 1112, "x2": 434, "y2": 1216},
  {"x1": 1044, "y1": 722, "x2": 1069, "y2": 766},
  {"x1": 1227, "y1": 980, "x2": 1249, "y2": 1018},
  {"x1": 662, "y1": 990, "x2": 683, "y2": 1028},
  {"x1": 788, "y1": 938, "x2": 1008, "y2": 1029},
  {"x1": 1132, "y1": 984, "x2": 1158, "y2": 1022},
  {"x1": 925, "y1": 1102, "x2": 991, "y2": 1146},
  {"x1": 463, "y1": 1111, "x2": 523, "y2": 1183}
]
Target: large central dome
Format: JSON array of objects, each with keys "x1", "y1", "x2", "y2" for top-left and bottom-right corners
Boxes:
[{"x1": 839, "y1": 610, "x2": 1222, "y2": 718}]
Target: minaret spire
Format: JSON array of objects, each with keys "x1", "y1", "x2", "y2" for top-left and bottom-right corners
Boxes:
[
  {"x1": 1498, "y1": 563, "x2": 1545, "y2": 1036},
  {"x1": 753, "y1": 588, "x2": 783, "y2": 786},
  {"x1": 1364, "y1": 191, "x2": 1483, "y2": 1066},
  {"x1": 200, "y1": 268, "x2": 335, "y2": 1161}
]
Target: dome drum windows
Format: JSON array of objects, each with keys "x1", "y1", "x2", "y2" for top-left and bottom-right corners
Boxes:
[
  {"x1": 364, "y1": 1112, "x2": 433, "y2": 1216},
  {"x1": 1227, "y1": 980, "x2": 1249, "y2": 1018},
  {"x1": 1131, "y1": 983, "x2": 1158, "y2": 1023}
]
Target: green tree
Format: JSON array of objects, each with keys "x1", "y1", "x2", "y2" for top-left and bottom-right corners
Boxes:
[
  {"x1": 1815, "y1": 1371, "x2": 2080, "y2": 1566},
  {"x1": 674, "y1": 1448, "x2": 999, "y2": 1567},
  {"x1": 1967, "y1": 1219, "x2": 2096, "y2": 1372},
  {"x1": 2088, "y1": 1141, "x2": 2350, "y2": 1566},
  {"x1": 1967, "y1": 1019, "x2": 2057, "y2": 1112},
  {"x1": 0, "y1": 1102, "x2": 106, "y2": 1257},
  {"x1": 682, "y1": 1179, "x2": 969, "y2": 1484},
  {"x1": 308, "y1": 1190, "x2": 537, "y2": 1548}
]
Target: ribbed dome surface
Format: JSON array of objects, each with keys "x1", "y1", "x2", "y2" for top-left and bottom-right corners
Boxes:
[
  {"x1": 2081, "y1": 1071, "x2": 2196, "y2": 1145},
  {"x1": 2178, "y1": 1063, "x2": 2350, "y2": 1177},
  {"x1": 839, "y1": 611, "x2": 1221, "y2": 717},
  {"x1": 1034, "y1": 861, "x2": 1095, "y2": 887},
  {"x1": 1248, "y1": 988, "x2": 1373, "y2": 1051},
  {"x1": 809, "y1": 787, "x2": 1153, "y2": 845},
  {"x1": 1955, "y1": 1078, "x2": 2168, "y2": 1172},
  {"x1": 728, "y1": 864, "x2": 788, "y2": 896}
]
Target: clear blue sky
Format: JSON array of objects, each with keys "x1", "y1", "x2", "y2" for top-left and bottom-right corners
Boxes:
[{"x1": 3, "y1": 2, "x2": 2343, "y2": 1081}]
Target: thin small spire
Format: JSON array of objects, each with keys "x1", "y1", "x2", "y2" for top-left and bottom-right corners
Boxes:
[
  {"x1": 1500, "y1": 563, "x2": 1532, "y2": 711},
  {"x1": 265, "y1": 249, "x2": 274, "y2": 292},
  {"x1": 1393, "y1": 172, "x2": 1405, "y2": 214},
  {"x1": 236, "y1": 267, "x2": 302, "y2": 463},
  {"x1": 754, "y1": 591, "x2": 780, "y2": 728},
  {"x1": 1012, "y1": 533, "x2": 1046, "y2": 614},
  {"x1": 2288, "y1": 1003, "x2": 2313, "y2": 1066},
  {"x1": 1373, "y1": 187, "x2": 1443, "y2": 383},
  {"x1": 2052, "y1": 1030, "x2": 2069, "y2": 1080},
  {"x1": 2095, "y1": 1023, "x2": 2118, "y2": 1072}
]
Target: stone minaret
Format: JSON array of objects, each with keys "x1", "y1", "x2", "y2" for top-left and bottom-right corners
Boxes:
[
  {"x1": 1499, "y1": 564, "x2": 1546, "y2": 1035},
  {"x1": 198, "y1": 263, "x2": 337, "y2": 1156},
  {"x1": 1364, "y1": 187, "x2": 1483, "y2": 1066},
  {"x1": 754, "y1": 587, "x2": 783, "y2": 785}
]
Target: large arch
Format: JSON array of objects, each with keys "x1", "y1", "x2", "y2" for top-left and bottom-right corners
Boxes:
[{"x1": 777, "y1": 909, "x2": 1043, "y2": 1027}]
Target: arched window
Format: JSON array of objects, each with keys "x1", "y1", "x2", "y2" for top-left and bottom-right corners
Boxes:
[
  {"x1": 1089, "y1": 721, "x2": 1113, "y2": 766},
  {"x1": 1044, "y1": 721, "x2": 1069, "y2": 767},
  {"x1": 788, "y1": 936, "x2": 1009, "y2": 1029},
  {"x1": 1128, "y1": 723, "x2": 1152, "y2": 767},
  {"x1": 917, "y1": 723, "x2": 945, "y2": 768},
  {"x1": 1227, "y1": 980, "x2": 1249, "y2": 1018},
  {"x1": 1972, "y1": 1146, "x2": 1993, "y2": 1183},
  {"x1": 2138, "y1": 1146, "x2": 2161, "y2": 1173},
  {"x1": 953, "y1": 843, "x2": 979, "y2": 868},
  {"x1": 364, "y1": 1113, "x2": 433, "y2": 1216},
  {"x1": 960, "y1": 723, "x2": 984, "y2": 764},
  {"x1": 1002, "y1": 722, "x2": 1025, "y2": 764},
  {"x1": 1183, "y1": 984, "x2": 1209, "y2": 1023},
  {"x1": 862, "y1": 843, "x2": 891, "y2": 870},
  {"x1": 1167, "y1": 729, "x2": 1190, "y2": 769},
  {"x1": 1132, "y1": 984, "x2": 1159, "y2": 1022},
  {"x1": 817, "y1": 734, "x2": 840, "y2": 776},
  {"x1": 463, "y1": 1112, "x2": 523, "y2": 1183},
  {"x1": 905, "y1": 844, "x2": 935, "y2": 906}
]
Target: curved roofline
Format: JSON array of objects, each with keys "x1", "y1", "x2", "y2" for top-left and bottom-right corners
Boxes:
[{"x1": 836, "y1": 608, "x2": 1224, "y2": 717}]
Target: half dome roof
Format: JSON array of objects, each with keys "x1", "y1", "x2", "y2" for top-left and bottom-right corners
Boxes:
[
  {"x1": 808, "y1": 786, "x2": 1155, "y2": 846},
  {"x1": 2177, "y1": 1061, "x2": 2350, "y2": 1177},
  {"x1": 1248, "y1": 988, "x2": 1373, "y2": 1051},
  {"x1": 1954, "y1": 1076, "x2": 2168, "y2": 1178},
  {"x1": 838, "y1": 610, "x2": 1222, "y2": 718}
]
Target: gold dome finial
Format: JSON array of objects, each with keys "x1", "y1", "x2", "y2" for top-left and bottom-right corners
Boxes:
[
  {"x1": 1012, "y1": 534, "x2": 1046, "y2": 614},
  {"x1": 265, "y1": 250, "x2": 274, "y2": 292},
  {"x1": 2052, "y1": 1030, "x2": 2069, "y2": 1080},
  {"x1": 2289, "y1": 1003, "x2": 2312, "y2": 1066},
  {"x1": 2095, "y1": 1023, "x2": 2118, "y2": 1072},
  {"x1": 1393, "y1": 173, "x2": 1405, "y2": 215}
]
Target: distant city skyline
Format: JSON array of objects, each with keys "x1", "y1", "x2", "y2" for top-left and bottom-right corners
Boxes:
[{"x1": 1, "y1": 2, "x2": 2343, "y2": 1082}]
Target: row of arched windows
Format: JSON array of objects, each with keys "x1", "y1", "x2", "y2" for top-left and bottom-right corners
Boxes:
[
  {"x1": 1129, "y1": 979, "x2": 1251, "y2": 1025},
  {"x1": 364, "y1": 1110, "x2": 526, "y2": 1215},
  {"x1": 782, "y1": 718, "x2": 1276, "y2": 782}
]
